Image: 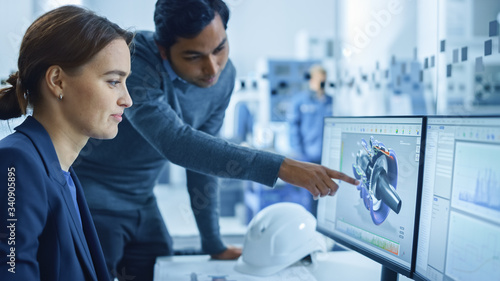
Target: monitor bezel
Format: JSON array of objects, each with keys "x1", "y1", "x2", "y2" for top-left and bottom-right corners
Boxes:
[{"x1": 316, "y1": 115, "x2": 427, "y2": 279}]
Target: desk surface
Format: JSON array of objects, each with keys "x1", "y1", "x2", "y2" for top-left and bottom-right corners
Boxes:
[{"x1": 154, "y1": 250, "x2": 386, "y2": 281}]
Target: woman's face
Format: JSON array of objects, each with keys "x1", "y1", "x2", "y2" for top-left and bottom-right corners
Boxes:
[{"x1": 60, "y1": 39, "x2": 132, "y2": 139}]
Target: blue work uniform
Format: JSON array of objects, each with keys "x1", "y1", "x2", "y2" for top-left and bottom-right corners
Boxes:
[{"x1": 288, "y1": 91, "x2": 333, "y2": 163}]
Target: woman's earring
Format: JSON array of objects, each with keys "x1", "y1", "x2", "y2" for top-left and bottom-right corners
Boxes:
[{"x1": 58, "y1": 94, "x2": 63, "y2": 100}]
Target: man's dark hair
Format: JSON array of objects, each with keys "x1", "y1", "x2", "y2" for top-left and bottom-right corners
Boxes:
[{"x1": 154, "y1": 0, "x2": 230, "y2": 50}]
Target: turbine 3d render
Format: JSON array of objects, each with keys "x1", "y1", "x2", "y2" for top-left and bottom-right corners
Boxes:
[{"x1": 352, "y1": 136, "x2": 402, "y2": 225}]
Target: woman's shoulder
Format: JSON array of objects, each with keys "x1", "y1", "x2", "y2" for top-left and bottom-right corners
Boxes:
[
  {"x1": 0, "y1": 133, "x2": 47, "y2": 202},
  {"x1": 0, "y1": 132, "x2": 43, "y2": 169},
  {"x1": 1, "y1": 130, "x2": 34, "y2": 150}
]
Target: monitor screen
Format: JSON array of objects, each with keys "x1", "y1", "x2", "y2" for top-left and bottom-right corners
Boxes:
[
  {"x1": 415, "y1": 116, "x2": 500, "y2": 281},
  {"x1": 316, "y1": 116, "x2": 425, "y2": 277}
]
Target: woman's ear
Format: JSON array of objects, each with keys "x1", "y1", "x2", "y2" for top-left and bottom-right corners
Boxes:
[{"x1": 45, "y1": 65, "x2": 64, "y2": 99}]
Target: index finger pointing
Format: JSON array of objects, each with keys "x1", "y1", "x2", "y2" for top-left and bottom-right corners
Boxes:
[{"x1": 326, "y1": 168, "x2": 360, "y2": 186}]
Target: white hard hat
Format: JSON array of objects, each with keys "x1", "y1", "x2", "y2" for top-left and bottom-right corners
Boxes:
[{"x1": 234, "y1": 202, "x2": 327, "y2": 276}]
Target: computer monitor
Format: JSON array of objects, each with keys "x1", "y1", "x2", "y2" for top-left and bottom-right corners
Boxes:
[
  {"x1": 316, "y1": 116, "x2": 425, "y2": 280},
  {"x1": 414, "y1": 116, "x2": 500, "y2": 281}
]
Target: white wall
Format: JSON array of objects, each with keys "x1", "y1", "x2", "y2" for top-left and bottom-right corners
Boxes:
[
  {"x1": 337, "y1": 0, "x2": 417, "y2": 74},
  {"x1": 82, "y1": 0, "x2": 156, "y2": 32},
  {"x1": 333, "y1": 0, "x2": 419, "y2": 116},
  {"x1": 0, "y1": 1, "x2": 33, "y2": 139},
  {"x1": 226, "y1": 0, "x2": 335, "y2": 77},
  {"x1": 0, "y1": 1, "x2": 33, "y2": 80}
]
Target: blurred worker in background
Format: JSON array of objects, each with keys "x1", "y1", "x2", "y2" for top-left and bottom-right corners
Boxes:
[
  {"x1": 288, "y1": 64, "x2": 333, "y2": 164},
  {"x1": 74, "y1": 1, "x2": 357, "y2": 280},
  {"x1": 288, "y1": 65, "x2": 333, "y2": 217}
]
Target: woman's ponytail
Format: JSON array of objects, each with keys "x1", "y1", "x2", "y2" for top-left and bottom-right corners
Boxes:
[{"x1": 0, "y1": 72, "x2": 26, "y2": 120}]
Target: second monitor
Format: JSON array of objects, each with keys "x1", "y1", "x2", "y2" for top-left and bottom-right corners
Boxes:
[{"x1": 415, "y1": 116, "x2": 500, "y2": 281}]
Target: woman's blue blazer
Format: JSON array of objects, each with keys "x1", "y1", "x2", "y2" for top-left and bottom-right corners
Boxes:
[{"x1": 0, "y1": 116, "x2": 109, "y2": 281}]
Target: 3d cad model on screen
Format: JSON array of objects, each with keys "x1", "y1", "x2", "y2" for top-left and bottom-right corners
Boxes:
[{"x1": 352, "y1": 136, "x2": 402, "y2": 225}]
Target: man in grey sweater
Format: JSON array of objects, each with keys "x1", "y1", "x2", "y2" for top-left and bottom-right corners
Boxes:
[{"x1": 74, "y1": 0, "x2": 358, "y2": 280}]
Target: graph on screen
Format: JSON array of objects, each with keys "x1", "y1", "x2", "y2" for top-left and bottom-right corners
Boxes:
[
  {"x1": 451, "y1": 141, "x2": 500, "y2": 224},
  {"x1": 458, "y1": 168, "x2": 500, "y2": 211},
  {"x1": 445, "y1": 212, "x2": 500, "y2": 280}
]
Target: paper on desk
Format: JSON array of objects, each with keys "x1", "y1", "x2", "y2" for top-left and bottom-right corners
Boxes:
[{"x1": 154, "y1": 259, "x2": 317, "y2": 281}]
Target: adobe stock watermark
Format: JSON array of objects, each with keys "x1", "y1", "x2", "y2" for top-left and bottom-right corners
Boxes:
[
  {"x1": 342, "y1": 0, "x2": 406, "y2": 56},
  {"x1": 6, "y1": 166, "x2": 17, "y2": 274}
]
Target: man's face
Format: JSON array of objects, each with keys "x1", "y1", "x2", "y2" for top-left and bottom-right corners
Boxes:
[
  {"x1": 309, "y1": 70, "x2": 326, "y2": 94},
  {"x1": 167, "y1": 14, "x2": 229, "y2": 88}
]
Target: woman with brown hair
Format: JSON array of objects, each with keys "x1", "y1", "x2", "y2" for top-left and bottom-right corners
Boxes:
[{"x1": 0, "y1": 5, "x2": 133, "y2": 281}]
